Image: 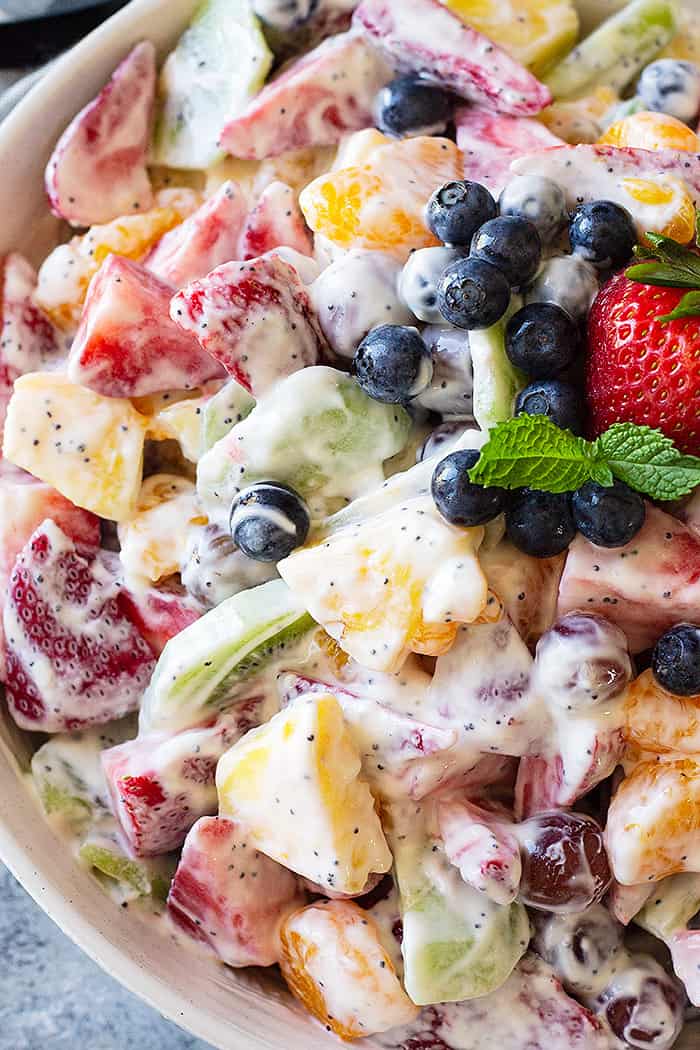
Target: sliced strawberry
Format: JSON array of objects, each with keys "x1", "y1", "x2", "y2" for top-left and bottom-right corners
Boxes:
[
  {"x1": 118, "y1": 581, "x2": 203, "y2": 656},
  {"x1": 170, "y1": 252, "x2": 324, "y2": 395},
  {"x1": 219, "y1": 31, "x2": 391, "y2": 160},
  {"x1": 353, "y1": 0, "x2": 551, "y2": 117},
  {"x1": 437, "y1": 798, "x2": 522, "y2": 905},
  {"x1": 456, "y1": 107, "x2": 563, "y2": 194},
  {"x1": 557, "y1": 503, "x2": 700, "y2": 653},
  {"x1": 3, "y1": 519, "x2": 154, "y2": 732},
  {"x1": 68, "y1": 255, "x2": 224, "y2": 398},
  {"x1": 102, "y1": 696, "x2": 267, "y2": 856},
  {"x1": 238, "y1": 181, "x2": 313, "y2": 261},
  {"x1": 45, "y1": 41, "x2": 156, "y2": 227},
  {"x1": 144, "y1": 181, "x2": 248, "y2": 289},
  {"x1": 167, "y1": 816, "x2": 305, "y2": 965}
]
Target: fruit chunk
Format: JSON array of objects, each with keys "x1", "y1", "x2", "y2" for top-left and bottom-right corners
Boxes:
[
  {"x1": 544, "y1": 0, "x2": 677, "y2": 100},
  {"x1": 353, "y1": 0, "x2": 551, "y2": 116},
  {"x1": 102, "y1": 697, "x2": 268, "y2": 856},
  {"x1": 171, "y1": 251, "x2": 323, "y2": 396},
  {"x1": 600, "y1": 109, "x2": 700, "y2": 152},
  {"x1": 217, "y1": 692, "x2": 392, "y2": 895},
  {"x1": 623, "y1": 668, "x2": 700, "y2": 757},
  {"x1": 3, "y1": 372, "x2": 149, "y2": 521},
  {"x1": 200, "y1": 377, "x2": 255, "y2": 452},
  {"x1": 168, "y1": 816, "x2": 304, "y2": 964},
  {"x1": 0, "y1": 252, "x2": 60, "y2": 380},
  {"x1": 468, "y1": 296, "x2": 525, "y2": 431},
  {"x1": 438, "y1": 799, "x2": 522, "y2": 905},
  {"x1": 606, "y1": 758, "x2": 700, "y2": 884},
  {"x1": 153, "y1": 0, "x2": 273, "y2": 170},
  {"x1": 279, "y1": 900, "x2": 418, "y2": 1038},
  {"x1": 456, "y1": 108, "x2": 563, "y2": 195},
  {"x1": 479, "y1": 540, "x2": 564, "y2": 650},
  {"x1": 220, "y1": 31, "x2": 391, "y2": 160},
  {"x1": 237, "y1": 181, "x2": 312, "y2": 261},
  {"x1": 443, "y1": 0, "x2": 579, "y2": 78},
  {"x1": 45, "y1": 42, "x2": 155, "y2": 227},
  {"x1": 557, "y1": 504, "x2": 700, "y2": 653},
  {"x1": 79, "y1": 836, "x2": 175, "y2": 902},
  {"x1": 117, "y1": 474, "x2": 205, "y2": 587},
  {"x1": 69, "y1": 255, "x2": 224, "y2": 398},
  {"x1": 538, "y1": 86, "x2": 619, "y2": 144},
  {"x1": 197, "y1": 366, "x2": 411, "y2": 529},
  {"x1": 4, "y1": 520, "x2": 154, "y2": 732},
  {"x1": 300, "y1": 136, "x2": 463, "y2": 257},
  {"x1": 145, "y1": 181, "x2": 248, "y2": 288},
  {"x1": 140, "y1": 578, "x2": 314, "y2": 733},
  {"x1": 279, "y1": 495, "x2": 488, "y2": 672},
  {"x1": 118, "y1": 581, "x2": 202, "y2": 655},
  {"x1": 36, "y1": 187, "x2": 201, "y2": 332}
]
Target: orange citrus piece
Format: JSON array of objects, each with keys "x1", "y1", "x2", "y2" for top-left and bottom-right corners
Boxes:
[{"x1": 600, "y1": 110, "x2": 700, "y2": 153}]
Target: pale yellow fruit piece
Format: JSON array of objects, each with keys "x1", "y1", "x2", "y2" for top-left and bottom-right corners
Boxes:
[
  {"x1": 216, "y1": 692, "x2": 392, "y2": 896},
  {"x1": 624, "y1": 668, "x2": 700, "y2": 757},
  {"x1": 538, "y1": 86, "x2": 618, "y2": 144},
  {"x1": 280, "y1": 900, "x2": 418, "y2": 1039},
  {"x1": 3, "y1": 372, "x2": 148, "y2": 521},
  {"x1": 147, "y1": 381, "x2": 225, "y2": 461},
  {"x1": 252, "y1": 145, "x2": 338, "y2": 198},
  {"x1": 442, "y1": 0, "x2": 579, "y2": 77},
  {"x1": 333, "y1": 129, "x2": 392, "y2": 170},
  {"x1": 661, "y1": 7, "x2": 700, "y2": 63},
  {"x1": 278, "y1": 496, "x2": 487, "y2": 673},
  {"x1": 118, "y1": 474, "x2": 206, "y2": 586}
]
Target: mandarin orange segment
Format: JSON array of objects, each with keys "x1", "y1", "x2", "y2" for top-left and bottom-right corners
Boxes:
[
  {"x1": 621, "y1": 176, "x2": 696, "y2": 244},
  {"x1": 279, "y1": 900, "x2": 418, "y2": 1039},
  {"x1": 624, "y1": 668, "x2": 700, "y2": 756},
  {"x1": 600, "y1": 110, "x2": 700, "y2": 153},
  {"x1": 300, "y1": 137, "x2": 463, "y2": 257}
]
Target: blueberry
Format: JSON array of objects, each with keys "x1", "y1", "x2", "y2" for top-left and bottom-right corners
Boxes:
[
  {"x1": 505, "y1": 303, "x2": 578, "y2": 379},
  {"x1": 525, "y1": 254, "x2": 599, "y2": 323},
  {"x1": 505, "y1": 489, "x2": 576, "y2": 558},
  {"x1": 353, "y1": 324, "x2": 433, "y2": 403},
  {"x1": 437, "y1": 257, "x2": 510, "y2": 330},
  {"x1": 230, "y1": 481, "x2": 310, "y2": 562},
  {"x1": 431, "y1": 449, "x2": 506, "y2": 526},
  {"x1": 652, "y1": 623, "x2": 700, "y2": 696},
  {"x1": 515, "y1": 379, "x2": 583, "y2": 434},
  {"x1": 398, "y1": 246, "x2": 466, "y2": 323},
  {"x1": 377, "y1": 75, "x2": 454, "y2": 137},
  {"x1": 426, "y1": 180, "x2": 498, "y2": 246},
  {"x1": 499, "y1": 175, "x2": 568, "y2": 244},
  {"x1": 638, "y1": 59, "x2": 700, "y2": 125},
  {"x1": 571, "y1": 480, "x2": 646, "y2": 548},
  {"x1": 471, "y1": 216, "x2": 542, "y2": 286},
  {"x1": 569, "y1": 201, "x2": 637, "y2": 270}
]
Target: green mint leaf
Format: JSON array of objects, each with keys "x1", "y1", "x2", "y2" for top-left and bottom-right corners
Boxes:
[
  {"x1": 467, "y1": 415, "x2": 611, "y2": 493},
  {"x1": 626, "y1": 231, "x2": 700, "y2": 289},
  {"x1": 659, "y1": 289, "x2": 700, "y2": 323},
  {"x1": 599, "y1": 423, "x2": 700, "y2": 500},
  {"x1": 625, "y1": 261, "x2": 700, "y2": 289}
]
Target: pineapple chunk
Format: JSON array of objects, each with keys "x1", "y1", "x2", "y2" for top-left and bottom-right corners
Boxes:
[
  {"x1": 217, "y1": 692, "x2": 392, "y2": 895},
  {"x1": 118, "y1": 474, "x2": 206, "y2": 586},
  {"x1": 3, "y1": 373, "x2": 148, "y2": 521}
]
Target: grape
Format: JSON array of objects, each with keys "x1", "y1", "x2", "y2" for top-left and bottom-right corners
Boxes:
[
  {"x1": 533, "y1": 612, "x2": 632, "y2": 711},
  {"x1": 180, "y1": 523, "x2": 276, "y2": 608},
  {"x1": 598, "y1": 955, "x2": 684, "y2": 1050},
  {"x1": 533, "y1": 905, "x2": 625, "y2": 998},
  {"x1": 518, "y1": 811, "x2": 611, "y2": 913}
]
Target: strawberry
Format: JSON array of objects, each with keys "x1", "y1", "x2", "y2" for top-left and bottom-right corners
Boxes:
[
  {"x1": 586, "y1": 242, "x2": 700, "y2": 454},
  {"x1": 237, "y1": 181, "x2": 313, "y2": 262},
  {"x1": 118, "y1": 581, "x2": 202, "y2": 655},
  {"x1": 3, "y1": 519, "x2": 154, "y2": 732}
]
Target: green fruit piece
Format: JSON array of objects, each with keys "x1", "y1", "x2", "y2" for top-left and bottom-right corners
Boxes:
[
  {"x1": 152, "y1": 0, "x2": 273, "y2": 170},
  {"x1": 636, "y1": 873, "x2": 700, "y2": 943},
  {"x1": 201, "y1": 378, "x2": 255, "y2": 452},
  {"x1": 80, "y1": 825, "x2": 176, "y2": 902},
  {"x1": 140, "y1": 578, "x2": 315, "y2": 733},
  {"x1": 197, "y1": 366, "x2": 412, "y2": 528},
  {"x1": 390, "y1": 802, "x2": 530, "y2": 1005},
  {"x1": 470, "y1": 296, "x2": 525, "y2": 432},
  {"x1": 544, "y1": 0, "x2": 677, "y2": 100}
]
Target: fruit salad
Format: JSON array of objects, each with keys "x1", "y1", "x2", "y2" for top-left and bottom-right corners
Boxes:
[{"x1": 6, "y1": 0, "x2": 700, "y2": 1046}]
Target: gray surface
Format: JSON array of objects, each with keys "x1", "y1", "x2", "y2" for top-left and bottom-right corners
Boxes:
[{"x1": 0, "y1": 864, "x2": 212, "y2": 1049}]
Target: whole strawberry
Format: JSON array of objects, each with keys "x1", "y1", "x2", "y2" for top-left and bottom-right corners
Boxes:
[{"x1": 587, "y1": 258, "x2": 700, "y2": 455}]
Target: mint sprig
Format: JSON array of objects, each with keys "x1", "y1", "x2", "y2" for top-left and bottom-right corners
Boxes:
[
  {"x1": 468, "y1": 416, "x2": 700, "y2": 501},
  {"x1": 625, "y1": 220, "x2": 700, "y2": 322}
]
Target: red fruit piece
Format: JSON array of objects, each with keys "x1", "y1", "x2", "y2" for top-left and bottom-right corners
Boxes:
[
  {"x1": 144, "y1": 181, "x2": 247, "y2": 289},
  {"x1": 608, "y1": 881, "x2": 653, "y2": 926},
  {"x1": 557, "y1": 503, "x2": 700, "y2": 652},
  {"x1": 102, "y1": 696, "x2": 267, "y2": 856},
  {"x1": 518, "y1": 811, "x2": 611, "y2": 913},
  {"x1": 238, "y1": 181, "x2": 313, "y2": 261},
  {"x1": 68, "y1": 254, "x2": 224, "y2": 398},
  {"x1": 170, "y1": 252, "x2": 324, "y2": 395},
  {"x1": 353, "y1": 0, "x2": 551, "y2": 117},
  {"x1": 118, "y1": 581, "x2": 202, "y2": 656},
  {"x1": 3, "y1": 518, "x2": 154, "y2": 732},
  {"x1": 515, "y1": 726, "x2": 624, "y2": 819},
  {"x1": 456, "y1": 107, "x2": 563, "y2": 194},
  {"x1": 587, "y1": 270, "x2": 700, "y2": 454},
  {"x1": 167, "y1": 816, "x2": 305, "y2": 965},
  {"x1": 437, "y1": 798, "x2": 522, "y2": 905},
  {"x1": 669, "y1": 929, "x2": 700, "y2": 1006},
  {"x1": 219, "y1": 31, "x2": 391, "y2": 160},
  {"x1": 45, "y1": 41, "x2": 155, "y2": 228}
]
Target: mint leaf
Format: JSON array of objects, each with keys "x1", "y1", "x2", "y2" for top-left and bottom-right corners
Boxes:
[
  {"x1": 659, "y1": 290, "x2": 700, "y2": 322},
  {"x1": 599, "y1": 423, "x2": 700, "y2": 500},
  {"x1": 626, "y1": 231, "x2": 700, "y2": 290},
  {"x1": 624, "y1": 261, "x2": 700, "y2": 289},
  {"x1": 467, "y1": 415, "x2": 613, "y2": 493}
]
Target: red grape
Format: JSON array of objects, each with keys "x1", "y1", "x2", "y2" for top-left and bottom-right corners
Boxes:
[{"x1": 518, "y1": 810, "x2": 611, "y2": 912}]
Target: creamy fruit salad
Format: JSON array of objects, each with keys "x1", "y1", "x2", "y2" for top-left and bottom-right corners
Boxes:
[{"x1": 5, "y1": 0, "x2": 700, "y2": 1046}]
